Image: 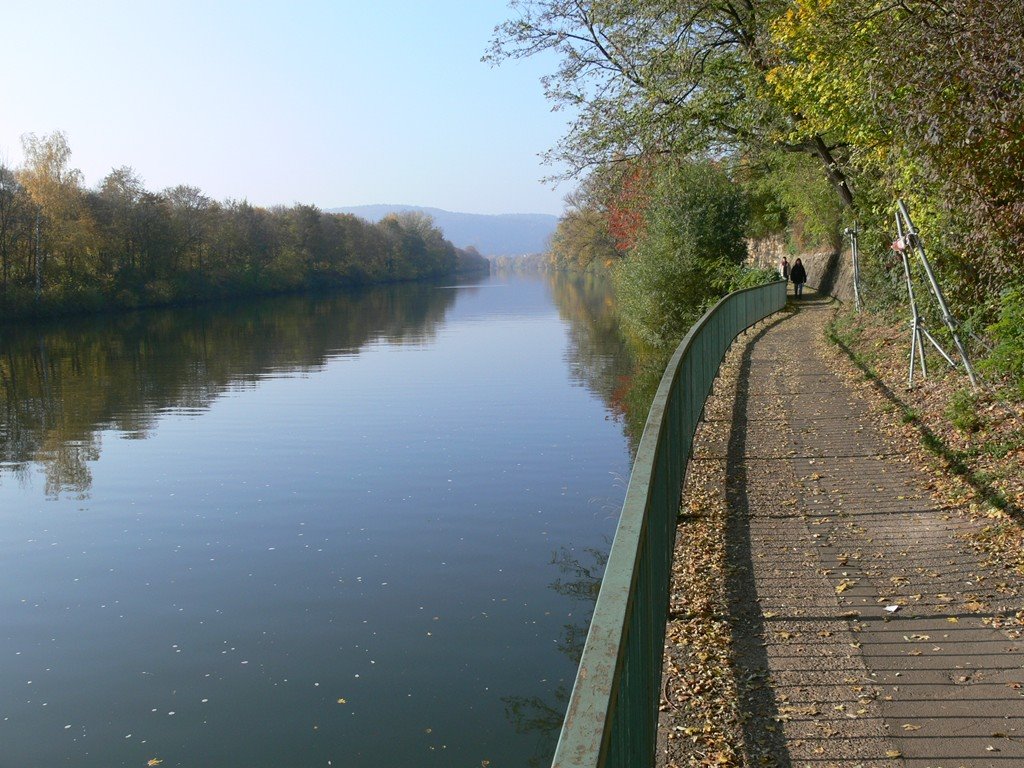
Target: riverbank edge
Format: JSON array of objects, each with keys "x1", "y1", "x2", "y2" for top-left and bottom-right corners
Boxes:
[{"x1": 0, "y1": 264, "x2": 491, "y2": 326}]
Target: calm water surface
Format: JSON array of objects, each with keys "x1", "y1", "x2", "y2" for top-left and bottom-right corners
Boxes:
[{"x1": 0, "y1": 272, "x2": 635, "y2": 767}]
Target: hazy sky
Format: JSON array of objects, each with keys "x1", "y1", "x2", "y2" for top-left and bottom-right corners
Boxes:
[{"x1": 0, "y1": 1, "x2": 572, "y2": 216}]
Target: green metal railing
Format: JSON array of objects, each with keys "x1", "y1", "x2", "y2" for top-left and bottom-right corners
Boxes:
[{"x1": 552, "y1": 280, "x2": 787, "y2": 768}]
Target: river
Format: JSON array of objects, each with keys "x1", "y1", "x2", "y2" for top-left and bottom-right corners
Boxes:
[{"x1": 0, "y1": 271, "x2": 636, "y2": 767}]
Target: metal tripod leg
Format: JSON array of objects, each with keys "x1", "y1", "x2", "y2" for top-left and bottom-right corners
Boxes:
[
  {"x1": 919, "y1": 326, "x2": 958, "y2": 369},
  {"x1": 908, "y1": 318, "x2": 929, "y2": 388}
]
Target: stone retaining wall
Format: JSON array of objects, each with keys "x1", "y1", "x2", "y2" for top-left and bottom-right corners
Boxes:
[{"x1": 746, "y1": 236, "x2": 856, "y2": 304}]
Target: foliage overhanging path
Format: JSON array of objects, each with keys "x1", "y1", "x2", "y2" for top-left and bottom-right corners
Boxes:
[{"x1": 661, "y1": 288, "x2": 1024, "y2": 766}]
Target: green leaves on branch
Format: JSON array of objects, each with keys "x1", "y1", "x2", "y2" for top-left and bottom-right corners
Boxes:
[
  {"x1": 614, "y1": 160, "x2": 751, "y2": 350},
  {"x1": 982, "y1": 286, "x2": 1024, "y2": 396},
  {"x1": 488, "y1": 0, "x2": 792, "y2": 168},
  {"x1": 766, "y1": 0, "x2": 1024, "y2": 293},
  {"x1": 488, "y1": 0, "x2": 856, "y2": 207}
]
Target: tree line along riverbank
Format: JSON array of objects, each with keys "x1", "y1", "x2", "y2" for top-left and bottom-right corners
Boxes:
[
  {"x1": 488, "y1": 0, "x2": 1022, "y2": 401},
  {"x1": 0, "y1": 132, "x2": 488, "y2": 320}
]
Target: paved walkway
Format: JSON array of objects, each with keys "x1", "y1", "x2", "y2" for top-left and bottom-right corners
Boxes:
[{"x1": 660, "y1": 288, "x2": 1024, "y2": 767}]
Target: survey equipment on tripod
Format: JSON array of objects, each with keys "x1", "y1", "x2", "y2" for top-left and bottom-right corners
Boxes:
[
  {"x1": 892, "y1": 200, "x2": 978, "y2": 388},
  {"x1": 843, "y1": 223, "x2": 863, "y2": 312}
]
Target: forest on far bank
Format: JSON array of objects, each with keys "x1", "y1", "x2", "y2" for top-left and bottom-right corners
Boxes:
[{"x1": 0, "y1": 132, "x2": 489, "y2": 319}]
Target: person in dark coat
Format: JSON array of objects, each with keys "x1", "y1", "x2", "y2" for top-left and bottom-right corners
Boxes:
[{"x1": 790, "y1": 258, "x2": 807, "y2": 297}]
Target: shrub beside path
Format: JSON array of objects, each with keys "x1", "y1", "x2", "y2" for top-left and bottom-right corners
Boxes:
[{"x1": 659, "y1": 288, "x2": 1024, "y2": 767}]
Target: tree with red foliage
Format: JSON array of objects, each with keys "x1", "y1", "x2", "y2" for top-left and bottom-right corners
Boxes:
[{"x1": 606, "y1": 163, "x2": 653, "y2": 253}]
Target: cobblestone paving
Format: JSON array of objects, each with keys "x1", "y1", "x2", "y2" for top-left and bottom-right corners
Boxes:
[{"x1": 661, "y1": 289, "x2": 1024, "y2": 767}]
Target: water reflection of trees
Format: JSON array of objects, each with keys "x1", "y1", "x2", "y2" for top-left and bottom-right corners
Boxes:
[
  {"x1": 547, "y1": 268, "x2": 672, "y2": 454},
  {"x1": 501, "y1": 270, "x2": 670, "y2": 764},
  {"x1": 547, "y1": 270, "x2": 636, "y2": 435},
  {"x1": 503, "y1": 543, "x2": 609, "y2": 768},
  {"x1": 0, "y1": 282, "x2": 462, "y2": 495}
]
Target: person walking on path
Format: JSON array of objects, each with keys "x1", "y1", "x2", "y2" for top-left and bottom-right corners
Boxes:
[
  {"x1": 779, "y1": 256, "x2": 790, "y2": 282},
  {"x1": 789, "y1": 257, "x2": 806, "y2": 297}
]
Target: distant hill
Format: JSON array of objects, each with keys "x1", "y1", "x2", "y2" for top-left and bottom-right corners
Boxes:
[{"x1": 328, "y1": 204, "x2": 559, "y2": 257}]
